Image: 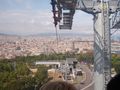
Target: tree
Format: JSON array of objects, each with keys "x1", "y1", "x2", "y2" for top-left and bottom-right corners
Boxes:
[
  {"x1": 112, "y1": 61, "x2": 120, "y2": 74},
  {"x1": 16, "y1": 62, "x2": 30, "y2": 76},
  {"x1": 35, "y1": 65, "x2": 48, "y2": 89},
  {"x1": 112, "y1": 54, "x2": 120, "y2": 74}
]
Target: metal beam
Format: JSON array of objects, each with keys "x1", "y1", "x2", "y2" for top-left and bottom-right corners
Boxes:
[
  {"x1": 73, "y1": 1, "x2": 118, "y2": 90},
  {"x1": 52, "y1": 0, "x2": 119, "y2": 90}
]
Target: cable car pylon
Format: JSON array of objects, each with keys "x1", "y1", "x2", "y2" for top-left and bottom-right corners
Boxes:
[{"x1": 51, "y1": 0, "x2": 120, "y2": 90}]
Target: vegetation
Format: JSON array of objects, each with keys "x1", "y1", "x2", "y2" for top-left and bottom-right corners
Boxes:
[
  {"x1": 0, "y1": 52, "x2": 94, "y2": 90},
  {"x1": 0, "y1": 60, "x2": 48, "y2": 90},
  {"x1": 112, "y1": 54, "x2": 120, "y2": 74},
  {"x1": 0, "y1": 52, "x2": 120, "y2": 90}
]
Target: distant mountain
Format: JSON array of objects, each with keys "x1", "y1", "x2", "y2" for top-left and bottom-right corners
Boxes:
[
  {"x1": 0, "y1": 33, "x2": 8, "y2": 35},
  {"x1": 29, "y1": 33, "x2": 93, "y2": 37},
  {"x1": 0, "y1": 33, "x2": 21, "y2": 37},
  {"x1": 0, "y1": 32, "x2": 94, "y2": 40}
]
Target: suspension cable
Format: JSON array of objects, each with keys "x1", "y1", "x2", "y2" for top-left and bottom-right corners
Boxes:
[
  {"x1": 111, "y1": 0, "x2": 120, "y2": 35},
  {"x1": 111, "y1": 28, "x2": 120, "y2": 36},
  {"x1": 55, "y1": 26, "x2": 59, "y2": 53}
]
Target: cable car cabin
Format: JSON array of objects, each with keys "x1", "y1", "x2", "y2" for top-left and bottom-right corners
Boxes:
[
  {"x1": 59, "y1": 25, "x2": 72, "y2": 29},
  {"x1": 59, "y1": 12, "x2": 73, "y2": 30},
  {"x1": 59, "y1": 0, "x2": 77, "y2": 9},
  {"x1": 76, "y1": 69, "x2": 83, "y2": 76}
]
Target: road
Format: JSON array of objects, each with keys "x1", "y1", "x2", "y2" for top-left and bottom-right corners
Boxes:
[{"x1": 74, "y1": 64, "x2": 94, "y2": 90}]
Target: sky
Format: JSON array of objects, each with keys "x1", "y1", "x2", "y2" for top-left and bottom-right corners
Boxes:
[{"x1": 0, "y1": 0, "x2": 93, "y2": 35}]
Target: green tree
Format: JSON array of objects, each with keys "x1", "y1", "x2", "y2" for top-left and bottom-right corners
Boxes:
[
  {"x1": 16, "y1": 63, "x2": 30, "y2": 76},
  {"x1": 35, "y1": 65, "x2": 48, "y2": 89},
  {"x1": 112, "y1": 54, "x2": 120, "y2": 74}
]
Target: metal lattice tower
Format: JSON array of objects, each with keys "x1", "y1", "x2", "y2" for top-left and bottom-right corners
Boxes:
[{"x1": 51, "y1": 0, "x2": 120, "y2": 90}]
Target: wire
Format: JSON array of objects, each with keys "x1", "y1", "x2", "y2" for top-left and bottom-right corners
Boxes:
[
  {"x1": 111, "y1": 28, "x2": 120, "y2": 36},
  {"x1": 55, "y1": 26, "x2": 59, "y2": 53},
  {"x1": 111, "y1": 0, "x2": 120, "y2": 36}
]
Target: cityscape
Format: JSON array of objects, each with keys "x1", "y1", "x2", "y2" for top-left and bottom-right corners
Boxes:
[
  {"x1": 0, "y1": 34, "x2": 120, "y2": 59},
  {"x1": 0, "y1": 0, "x2": 120, "y2": 90},
  {"x1": 0, "y1": 34, "x2": 94, "y2": 59}
]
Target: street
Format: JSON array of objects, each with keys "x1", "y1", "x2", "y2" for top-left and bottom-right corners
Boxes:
[{"x1": 75, "y1": 64, "x2": 94, "y2": 90}]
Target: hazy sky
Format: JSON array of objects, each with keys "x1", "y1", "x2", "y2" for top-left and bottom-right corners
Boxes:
[{"x1": 0, "y1": 0, "x2": 93, "y2": 35}]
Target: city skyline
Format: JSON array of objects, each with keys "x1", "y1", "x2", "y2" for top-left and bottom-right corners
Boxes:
[{"x1": 0, "y1": 0, "x2": 93, "y2": 35}]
